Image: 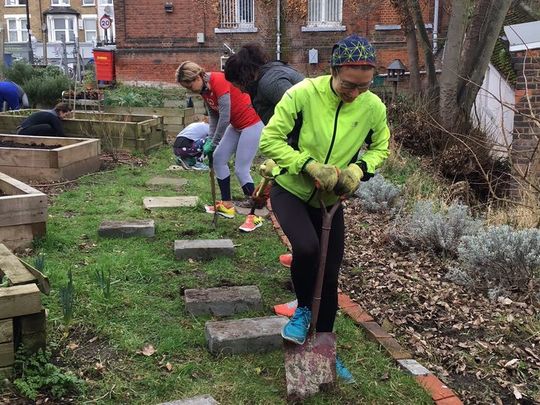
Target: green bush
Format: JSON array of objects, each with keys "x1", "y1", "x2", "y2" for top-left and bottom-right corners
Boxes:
[
  {"x1": 2, "y1": 61, "x2": 72, "y2": 107},
  {"x1": 14, "y1": 349, "x2": 83, "y2": 400},
  {"x1": 104, "y1": 84, "x2": 186, "y2": 107}
]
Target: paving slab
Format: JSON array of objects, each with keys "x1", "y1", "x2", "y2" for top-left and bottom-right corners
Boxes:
[
  {"x1": 398, "y1": 359, "x2": 431, "y2": 376},
  {"x1": 234, "y1": 206, "x2": 270, "y2": 217},
  {"x1": 98, "y1": 220, "x2": 155, "y2": 238},
  {"x1": 145, "y1": 176, "x2": 188, "y2": 187},
  {"x1": 184, "y1": 285, "x2": 262, "y2": 316},
  {"x1": 144, "y1": 196, "x2": 199, "y2": 209},
  {"x1": 205, "y1": 316, "x2": 288, "y2": 354},
  {"x1": 175, "y1": 239, "x2": 234, "y2": 260},
  {"x1": 158, "y1": 395, "x2": 219, "y2": 405}
]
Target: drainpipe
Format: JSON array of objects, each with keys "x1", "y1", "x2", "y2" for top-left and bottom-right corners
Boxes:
[
  {"x1": 433, "y1": 0, "x2": 439, "y2": 53},
  {"x1": 276, "y1": 0, "x2": 281, "y2": 60}
]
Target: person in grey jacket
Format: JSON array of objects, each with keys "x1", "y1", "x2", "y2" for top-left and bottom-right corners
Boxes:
[{"x1": 224, "y1": 43, "x2": 304, "y2": 125}]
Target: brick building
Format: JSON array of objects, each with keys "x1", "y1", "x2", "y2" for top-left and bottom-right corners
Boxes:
[
  {"x1": 114, "y1": 0, "x2": 447, "y2": 83},
  {"x1": 1, "y1": 0, "x2": 116, "y2": 65}
]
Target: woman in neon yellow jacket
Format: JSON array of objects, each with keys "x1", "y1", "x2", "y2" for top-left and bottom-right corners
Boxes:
[{"x1": 259, "y1": 34, "x2": 390, "y2": 382}]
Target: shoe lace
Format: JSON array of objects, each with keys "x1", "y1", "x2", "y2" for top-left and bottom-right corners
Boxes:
[{"x1": 292, "y1": 307, "x2": 311, "y2": 326}]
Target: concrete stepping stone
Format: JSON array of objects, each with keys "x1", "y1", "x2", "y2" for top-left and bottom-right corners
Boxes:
[
  {"x1": 175, "y1": 239, "x2": 234, "y2": 260},
  {"x1": 144, "y1": 196, "x2": 199, "y2": 209},
  {"x1": 145, "y1": 176, "x2": 187, "y2": 187},
  {"x1": 398, "y1": 359, "x2": 431, "y2": 376},
  {"x1": 98, "y1": 220, "x2": 155, "y2": 238},
  {"x1": 205, "y1": 316, "x2": 288, "y2": 354},
  {"x1": 234, "y1": 206, "x2": 270, "y2": 217},
  {"x1": 184, "y1": 285, "x2": 262, "y2": 316},
  {"x1": 158, "y1": 395, "x2": 219, "y2": 405}
]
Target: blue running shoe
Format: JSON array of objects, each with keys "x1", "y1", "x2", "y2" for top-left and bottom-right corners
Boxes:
[
  {"x1": 281, "y1": 307, "x2": 311, "y2": 345},
  {"x1": 336, "y1": 356, "x2": 355, "y2": 384}
]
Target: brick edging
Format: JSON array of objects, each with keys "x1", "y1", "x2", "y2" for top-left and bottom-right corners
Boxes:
[{"x1": 267, "y1": 201, "x2": 463, "y2": 405}]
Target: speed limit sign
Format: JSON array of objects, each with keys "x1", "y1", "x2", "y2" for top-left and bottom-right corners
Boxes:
[{"x1": 99, "y1": 14, "x2": 112, "y2": 30}]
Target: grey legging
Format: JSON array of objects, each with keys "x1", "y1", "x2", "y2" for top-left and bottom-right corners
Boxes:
[{"x1": 213, "y1": 120, "x2": 264, "y2": 187}]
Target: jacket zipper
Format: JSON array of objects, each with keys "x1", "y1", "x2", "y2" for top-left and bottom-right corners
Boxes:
[{"x1": 307, "y1": 100, "x2": 343, "y2": 204}]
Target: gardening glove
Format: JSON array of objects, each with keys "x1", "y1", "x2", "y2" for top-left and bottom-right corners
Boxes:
[
  {"x1": 304, "y1": 160, "x2": 340, "y2": 192},
  {"x1": 259, "y1": 159, "x2": 278, "y2": 179},
  {"x1": 203, "y1": 138, "x2": 215, "y2": 157},
  {"x1": 333, "y1": 163, "x2": 363, "y2": 196}
]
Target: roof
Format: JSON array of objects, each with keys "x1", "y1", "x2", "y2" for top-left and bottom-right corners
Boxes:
[
  {"x1": 42, "y1": 6, "x2": 80, "y2": 16},
  {"x1": 490, "y1": 1, "x2": 538, "y2": 84},
  {"x1": 504, "y1": 21, "x2": 540, "y2": 51}
]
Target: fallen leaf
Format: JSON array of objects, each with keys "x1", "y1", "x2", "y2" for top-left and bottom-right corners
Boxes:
[
  {"x1": 512, "y1": 385, "x2": 523, "y2": 400},
  {"x1": 139, "y1": 344, "x2": 156, "y2": 356},
  {"x1": 66, "y1": 342, "x2": 79, "y2": 351},
  {"x1": 504, "y1": 359, "x2": 519, "y2": 369},
  {"x1": 165, "y1": 362, "x2": 173, "y2": 372}
]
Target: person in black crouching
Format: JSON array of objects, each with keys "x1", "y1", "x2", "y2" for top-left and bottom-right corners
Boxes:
[{"x1": 17, "y1": 103, "x2": 72, "y2": 136}]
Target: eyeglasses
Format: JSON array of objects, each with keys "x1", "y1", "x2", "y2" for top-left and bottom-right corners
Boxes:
[{"x1": 337, "y1": 74, "x2": 372, "y2": 92}]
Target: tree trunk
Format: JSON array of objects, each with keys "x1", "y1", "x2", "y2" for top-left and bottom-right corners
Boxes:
[
  {"x1": 439, "y1": 0, "x2": 471, "y2": 130},
  {"x1": 458, "y1": 0, "x2": 513, "y2": 116},
  {"x1": 408, "y1": 0, "x2": 438, "y2": 96},
  {"x1": 389, "y1": 1, "x2": 422, "y2": 94}
]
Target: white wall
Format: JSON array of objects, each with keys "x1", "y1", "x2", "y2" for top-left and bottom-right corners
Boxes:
[{"x1": 473, "y1": 63, "x2": 515, "y2": 157}]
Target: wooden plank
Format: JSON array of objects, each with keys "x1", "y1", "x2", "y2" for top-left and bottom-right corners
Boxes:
[
  {"x1": 0, "y1": 223, "x2": 45, "y2": 252},
  {"x1": 0, "y1": 284, "x2": 41, "y2": 319},
  {"x1": 0, "y1": 319, "x2": 13, "y2": 344},
  {"x1": 0, "y1": 172, "x2": 45, "y2": 196},
  {"x1": 17, "y1": 258, "x2": 50, "y2": 295},
  {"x1": 0, "y1": 244, "x2": 35, "y2": 285},
  {"x1": 59, "y1": 156, "x2": 101, "y2": 181},
  {"x1": 0, "y1": 148, "x2": 55, "y2": 168},
  {"x1": 0, "y1": 342, "x2": 14, "y2": 367},
  {"x1": 0, "y1": 134, "x2": 79, "y2": 147},
  {"x1": 56, "y1": 138, "x2": 100, "y2": 167}
]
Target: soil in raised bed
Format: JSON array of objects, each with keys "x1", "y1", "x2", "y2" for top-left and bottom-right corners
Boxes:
[{"x1": 0, "y1": 140, "x2": 62, "y2": 149}]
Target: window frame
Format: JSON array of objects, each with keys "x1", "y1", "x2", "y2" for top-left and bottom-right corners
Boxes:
[
  {"x1": 4, "y1": 15, "x2": 28, "y2": 43},
  {"x1": 214, "y1": 0, "x2": 258, "y2": 34},
  {"x1": 4, "y1": 0, "x2": 27, "y2": 6},
  {"x1": 48, "y1": 15, "x2": 77, "y2": 42},
  {"x1": 302, "y1": 0, "x2": 346, "y2": 32},
  {"x1": 81, "y1": 15, "x2": 98, "y2": 42},
  {"x1": 82, "y1": 0, "x2": 96, "y2": 5},
  {"x1": 51, "y1": 0, "x2": 70, "y2": 6}
]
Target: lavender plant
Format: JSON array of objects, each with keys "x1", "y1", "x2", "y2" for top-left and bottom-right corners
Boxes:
[{"x1": 355, "y1": 174, "x2": 402, "y2": 213}]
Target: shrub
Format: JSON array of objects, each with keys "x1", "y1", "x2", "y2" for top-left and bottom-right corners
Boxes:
[
  {"x1": 355, "y1": 174, "x2": 402, "y2": 212},
  {"x1": 104, "y1": 85, "x2": 186, "y2": 108},
  {"x1": 2, "y1": 60, "x2": 34, "y2": 84},
  {"x1": 393, "y1": 200, "x2": 482, "y2": 256},
  {"x1": 455, "y1": 225, "x2": 540, "y2": 292},
  {"x1": 14, "y1": 349, "x2": 83, "y2": 400},
  {"x1": 23, "y1": 75, "x2": 71, "y2": 108}
]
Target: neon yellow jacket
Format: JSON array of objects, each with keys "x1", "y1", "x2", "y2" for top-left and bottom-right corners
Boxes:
[{"x1": 260, "y1": 75, "x2": 390, "y2": 207}]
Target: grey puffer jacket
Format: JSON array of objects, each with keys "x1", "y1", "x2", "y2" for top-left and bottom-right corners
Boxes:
[{"x1": 247, "y1": 61, "x2": 304, "y2": 125}]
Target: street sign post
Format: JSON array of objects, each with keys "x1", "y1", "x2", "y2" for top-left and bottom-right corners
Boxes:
[{"x1": 99, "y1": 14, "x2": 112, "y2": 44}]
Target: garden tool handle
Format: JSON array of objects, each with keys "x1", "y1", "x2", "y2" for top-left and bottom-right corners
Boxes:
[{"x1": 310, "y1": 192, "x2": 342, "y2": 333}]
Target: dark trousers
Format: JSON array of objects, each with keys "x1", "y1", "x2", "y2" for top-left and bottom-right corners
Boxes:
[
  {"x1": 17, "y1": 124, "x2": 55, "y2": 136},
  {"x1": 270, "y1": 184, "x2": 345, "y2": 332}
]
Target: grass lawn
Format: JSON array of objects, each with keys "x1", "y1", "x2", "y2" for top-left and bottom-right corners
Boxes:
[{"x1": 9, "y1": 147, "x2": 432, "y2": 404}]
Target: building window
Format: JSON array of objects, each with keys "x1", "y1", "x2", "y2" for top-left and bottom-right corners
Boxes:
[
  {"x1": 98, "y1": 0, "x2": 113, "y2": 5},
  {"x1": 82, "y1": 0, "x2": 95, "y2": 5},
  {"x1": 51, "y1": 0, "x2": 70, "y2": 5},
  {"x1": 82, "y1": 17, "x2": 97, "y2": 42},
  {"x1": 5, "y1": 16, "x2": 28, "y2": 42},
  {"x1": 219, "y1": 0, "x2": 254, "y2": 29},
  {"x1": 50, "y1": 16, "x2": 76, "y2": 42},
  {"x1": 5, "y1": 0, "x2": 27, "y2": 6},
  {"x1": 307, "y1": 0, "x2": 342, "y2": 27}
]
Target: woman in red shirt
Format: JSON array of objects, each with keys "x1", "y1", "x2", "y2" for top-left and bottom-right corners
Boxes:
[{"x1": 176, "y1": 61, "x2": 263, "y2": 223}]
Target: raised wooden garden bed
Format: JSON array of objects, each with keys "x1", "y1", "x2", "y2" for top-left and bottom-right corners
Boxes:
[
  {"x1": 0, "y1": 110, "x2": 164, "y2": 153},
  {"x1": 0, "y1": 134, "x2": 100, "y2": 182},
  {"x1": 0, "y1": 172, "x2": 47, "y2": 251},
  {"x1": 104, "y1": 105, "x2": 196, "y2": 139},
  {"x1": 0, "y1": 244, "x2": 47, "y2": 377}
]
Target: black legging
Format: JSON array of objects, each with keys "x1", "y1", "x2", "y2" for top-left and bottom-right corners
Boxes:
[
  {"x1": 17, "y1": 124, "x2": 56, "y2": 136},
  {"x1": 270, "y1": 183, "x2": 344, "y2": 333}
]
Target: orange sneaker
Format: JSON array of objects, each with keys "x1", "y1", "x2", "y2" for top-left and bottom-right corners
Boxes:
[
  {"x1": 274, "y1": 299, "x2": 298, "y2": 317},
  {"x1": 279, "y1": 253, "x2": 293, "y2": 268},
  {"x1": 204, "y1": 201, "x2": 235, "y2": 219},
  {"x1": 238, "y1": 214, "x2": 264, "y2": 232}
]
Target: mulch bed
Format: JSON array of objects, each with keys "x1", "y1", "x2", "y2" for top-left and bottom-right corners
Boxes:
[
  {"x1": 0, "y1": 140, "x2": 62, "y2": 150},
  {"x1": 339, "y1": 198, "x2": 540, "y2": 404}
]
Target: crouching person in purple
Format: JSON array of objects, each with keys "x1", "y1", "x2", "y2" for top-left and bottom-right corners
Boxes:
[{"x1": 173, "y1": 122, "x2": 210, "y2": 171}]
